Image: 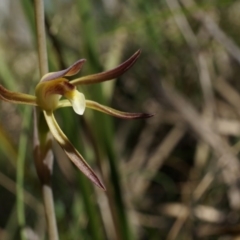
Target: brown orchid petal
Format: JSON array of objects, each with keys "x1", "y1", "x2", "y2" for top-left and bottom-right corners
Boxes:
[
  {"x1": 43, "y1": 111, "x2": 106, "y2": 190},
  {"x1": 40, "y1": 59, "x2": 86, "y2": 82},
  {"x1": 0, "y1": 85, "x2": 37, "y2": 105},
  {"x1": 86, "y1": 100, "x2": 153, "y2": 119},
  {"x1": 71, "y1": 50, "x2": 141, "y2": 86}
]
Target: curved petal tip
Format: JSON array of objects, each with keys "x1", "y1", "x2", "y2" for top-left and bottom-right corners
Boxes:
[
  {"x1": 140, "y1": 113, "x2": 154, "y2": 118},
  {"x1": 71, "y1": 50, "x2": 141, "y2": 86},
  {"x1": 41, "y1": 59, "x2": 86, "y2": 82}
]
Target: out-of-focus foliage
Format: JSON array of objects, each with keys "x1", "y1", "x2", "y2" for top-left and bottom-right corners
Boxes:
[{"x1": 2, "y1": 0, "x2": 240, "y2": 239}]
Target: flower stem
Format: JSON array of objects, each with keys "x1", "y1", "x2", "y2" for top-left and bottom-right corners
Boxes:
[
  {"x1": 42, "y1": 185, "x2": 59, "y2": 240},
  {"x1": 34, "y1": 0, "x2": 59, "y2": 239},
  {"x1": 34, "y1": 0, "x2": 48, "y2": 75}
]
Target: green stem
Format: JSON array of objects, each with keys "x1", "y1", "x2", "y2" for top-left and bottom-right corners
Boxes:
[
  {"x1": 34, "y1": 0, "x2": 48, "y2": 75},
  {"x1": 34, "y1": 0, "x2": 58, "y2": 239},
  {"x1": 42, "y1": 185, "x2": 59, "y2": 240},
  {"x1": 16, "y1": 106, "x2": 31, "y2": 240}
]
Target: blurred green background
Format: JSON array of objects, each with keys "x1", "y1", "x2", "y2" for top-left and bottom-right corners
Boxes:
[{"x1": 2, "y1": 0, "x2": 240, "y2": 239}]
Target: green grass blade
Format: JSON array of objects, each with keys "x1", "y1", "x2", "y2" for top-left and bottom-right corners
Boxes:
[{"x1": 16, "y1": 106, "x2": 32, "y2": 240}]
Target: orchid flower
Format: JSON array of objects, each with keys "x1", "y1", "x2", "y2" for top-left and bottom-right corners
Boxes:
[{"x1": 0, "y1": 50, "x2": 152, "y2": 190}]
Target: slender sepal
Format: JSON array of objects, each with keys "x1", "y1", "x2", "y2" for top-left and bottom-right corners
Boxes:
[
  {"x1": 0, "y1": 85, "x2": 37, "y2": 105},
  {"x1": 43, "y1": 111, "x2": 106, "y2": 190},
  {"x1": 56, "y1": 99, "x2": 153, "y2": 119},
  {"x1": 71, "y1": 50, "x2": 141, "y2": 86},
  {"x1": 86, "y1": 100, "x2": 153, "y2": 119}
]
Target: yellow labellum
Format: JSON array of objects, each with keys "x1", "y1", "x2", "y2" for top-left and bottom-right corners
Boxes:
[{"x1": 64, "y1": 90, "x2": 86, "y2": 115}]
